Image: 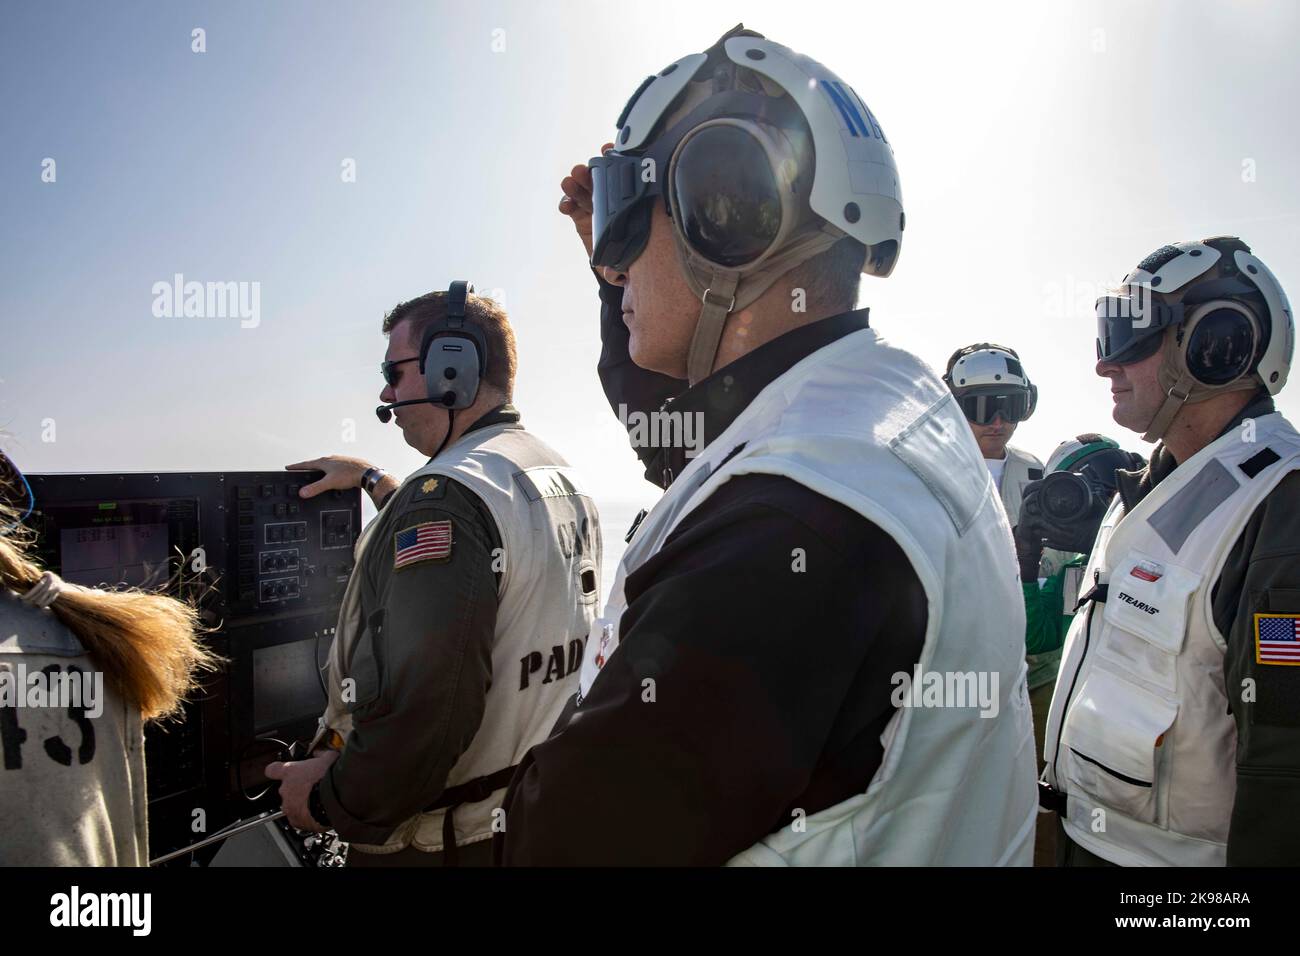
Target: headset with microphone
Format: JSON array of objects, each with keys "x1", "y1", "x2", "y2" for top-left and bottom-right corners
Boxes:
[{"x1": 375, "y1": 279, "x2": 486, "y2": 423}]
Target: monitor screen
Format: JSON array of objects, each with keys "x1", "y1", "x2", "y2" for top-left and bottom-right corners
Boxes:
[
  {"x1": 60, "y1": 521, "x2": 171, "y2": 588},
  {"x1": 46, "y1": 500, "x2": 176, "y2": 589},
  {"x1": 253, "y1": 637, "x2": 326, "y2": 732}
]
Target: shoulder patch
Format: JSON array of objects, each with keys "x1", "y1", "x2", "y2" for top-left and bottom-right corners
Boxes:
[
  {"x1": 1255, "y1": 613, "x2": 1300, "y2": 665},
  {"x1": 1239, "y1": 448, "x2": 1280, "y2": 479},
  {"x1": 394, "y1": 520, "x2": 453, "y2": 569}
]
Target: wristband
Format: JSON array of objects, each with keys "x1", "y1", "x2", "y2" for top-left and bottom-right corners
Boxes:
[{"x1": 360, "y1": 466, "x2": 387, "y2": 495}]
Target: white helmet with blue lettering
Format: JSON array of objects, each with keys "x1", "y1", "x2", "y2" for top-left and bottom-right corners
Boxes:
[{"x1": 589, "y1": 24, "x2": 904, "y2": 382}]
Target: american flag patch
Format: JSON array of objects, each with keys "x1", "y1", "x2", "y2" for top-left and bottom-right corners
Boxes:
[
  {"x1": 1255, "y1": 613, "x2": 1300, "y2": 665},
  {"x1": 394, "y1": 520, "x2": 452, "y2": 569}
]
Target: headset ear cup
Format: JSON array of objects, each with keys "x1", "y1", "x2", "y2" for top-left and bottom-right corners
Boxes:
[
  {"x1": 424, "y1": 335, "x2": 481, "y2": 410},
  {"x1": 1025, "y1": 383, "x2": 1038, "y2": 420},
  {"x1": 670, "y1": 122, "x2": 784, "y2": 268},
  {"x1": 1183, "y1": 303, "x2": 1259, "y2": 387}
]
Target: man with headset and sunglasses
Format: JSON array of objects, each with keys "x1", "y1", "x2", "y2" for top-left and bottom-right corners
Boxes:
[
  {"x1": 496, "y1": 25, "x2": 1037, "y2": 866},
  {"x1": 1041, "y1": 236, "x2": 1300, "y2": 866},
  {"x1": 266, "y1": 284, "x2": 602, "y2": 866}
]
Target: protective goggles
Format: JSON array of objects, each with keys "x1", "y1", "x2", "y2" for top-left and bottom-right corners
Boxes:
[
  {"x1": 589, "y1": 148, "x2": 661, "y2": 273},
  {"x1": 1095, "y1": 288, "x2": 1181, "y2": 365},
  {"x1": 955, "y1": 388, "x2": 1034, "y2": 425}
]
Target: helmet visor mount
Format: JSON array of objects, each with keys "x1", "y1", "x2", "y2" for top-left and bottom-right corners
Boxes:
[{"x1": 956, "y1": 387, "x2": 1032, "y2": 426}]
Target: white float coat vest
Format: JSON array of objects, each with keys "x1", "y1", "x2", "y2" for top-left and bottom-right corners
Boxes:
[
  {"x1": 998, "y1": 445, "x2": 1045, "y2": 527},
  {"x1": 576, "y1": 328, "x2": 1038, "y2": 865},
  {"x1": 0, "y1": 592, "x2": 148, "y2": 865},
  {"x1": 1044, "y1": 412, "x2": 1300, "y2": 866},
  {"x1": 320, "y1": 422, "x2": 601, "y2": 853}
]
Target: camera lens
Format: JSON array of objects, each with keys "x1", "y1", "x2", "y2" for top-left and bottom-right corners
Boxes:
[{"x1": 1040, "y1": 472, "x2": 1092, "y2": 524}]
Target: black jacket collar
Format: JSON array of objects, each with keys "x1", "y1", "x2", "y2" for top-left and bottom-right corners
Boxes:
[
  {"x1": 649, "y1": 309, "x2": 871, "y2": 487},
  {"x1": 468, "y1": 403, "x2": 520, "y2": 432}
]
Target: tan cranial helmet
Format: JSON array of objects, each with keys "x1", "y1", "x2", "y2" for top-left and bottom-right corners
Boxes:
[{"x1": 1094, "y1": 236, "x2": 1295, "y2": 442}]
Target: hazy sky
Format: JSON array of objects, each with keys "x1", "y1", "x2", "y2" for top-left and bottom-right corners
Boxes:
[{"x1": 3, "y1": 0, "x2": 1299, "y2": 583}]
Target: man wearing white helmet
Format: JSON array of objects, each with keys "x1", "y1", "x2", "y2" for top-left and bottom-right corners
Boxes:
[
  {"x1": 943, "y1": 343, "x2": 1046, "y2": 527},
  {"x1": 1042, "y1": 236, "x2": 1300, "y2": 866},
  {"x1": 497, "y1": 24, "x2": 1037, "y2": 866},
  {"x1": 943, "y1": 343, "x2": 1049, "y2": 861}
]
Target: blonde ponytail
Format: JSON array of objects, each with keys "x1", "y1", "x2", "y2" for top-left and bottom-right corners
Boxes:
[{"x1": 0, "y1": 503, "x2": 217, "y2": 722}]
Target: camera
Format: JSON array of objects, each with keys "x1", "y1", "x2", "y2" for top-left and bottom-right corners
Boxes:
[{"x1": 1038, "y1": 472, "x2": 1097, "y2": 524}]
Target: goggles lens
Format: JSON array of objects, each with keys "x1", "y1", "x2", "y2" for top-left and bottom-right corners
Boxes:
[
  {"x1": 589, "y1": 153, "x2": 658, "y2": 273},
  {"x1": 1095, "y1": 290, "x2": 1177, "y2": 365},
  {"x1": 958, "y1": 390, "x2": 1031, "y2": 425}
]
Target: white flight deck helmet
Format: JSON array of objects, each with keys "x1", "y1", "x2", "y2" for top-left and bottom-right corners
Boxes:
[
  {"x1": 942, "y1": 343, "x2": 1038, "y2": 426},
  {"x1": 1095, "y1": 236, "x2": 1295, "y2": 442},
  {"x1": 588, "y1": 24, "x2": 904, "y2": 383}
]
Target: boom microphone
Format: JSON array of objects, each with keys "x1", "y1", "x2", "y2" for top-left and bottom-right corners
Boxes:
[{"x1": 375, "y1": 398, "x2": 436, "y2": 423}]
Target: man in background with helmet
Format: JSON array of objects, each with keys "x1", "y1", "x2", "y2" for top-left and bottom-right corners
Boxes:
[
  {"x1": 266, "y1": 285, "x2": 601, "y2": 866},
  {"x1": 1042, "y1": 236, "x2": 1300, "y2": 866},
  {"x1": 497, "y1": 25, "x2": 1037, "y2": 866},
  {"x1": 944, "y1": 344, "x2": 1046, "y2": 527},
  {"x1": 1012, "y1": 434, "x2": 1144, "y2": 865},
  {"x1": 944, "y1": 344, "x2": 1054, "y2": 863}
]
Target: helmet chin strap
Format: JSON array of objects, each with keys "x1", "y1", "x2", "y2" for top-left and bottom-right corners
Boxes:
[
  {"x1": 1142, "y1": 371, "x2": 1195, "y2": 444},
  {"x1": 686, "y1": 274, "x2": 740, "y2": 385},
  {"x1": 677, "y1": 224, "x2": 844, "y2": 384}
]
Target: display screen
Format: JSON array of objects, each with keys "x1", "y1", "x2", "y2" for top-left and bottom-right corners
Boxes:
[
  {"x1": 48, "y1": 500, "x2": 176, "y2": 588},
  {"x1": 60, "y1": 522, "x2": 170, "y2": 588},
  {"x1": 253, "y1": 637, "x2": 326, "y2": 732}
]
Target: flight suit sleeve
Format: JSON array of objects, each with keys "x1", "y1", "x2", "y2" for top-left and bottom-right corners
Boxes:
[
  {"x1": 319, "y1": 478, "x2": 500, "y2": 846},
  {"x1": 1023, "y1": 571, "x2": 1066, "y2": 656},
  {"x1": 1217, "y1": 470, "x2": 1300, "y2": 865},
  {"x1": 595, "y1": 271, "x2": 687, "y2": 479}
]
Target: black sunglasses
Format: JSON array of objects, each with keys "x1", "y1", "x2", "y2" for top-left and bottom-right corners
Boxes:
[{"x1": 381, "y1": 356, "x2": 420, "y2": 387}]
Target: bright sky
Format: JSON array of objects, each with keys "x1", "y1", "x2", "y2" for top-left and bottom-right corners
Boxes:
[{"x1": 3, "y1": 0, "x2": 1299, "y2": 586}]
